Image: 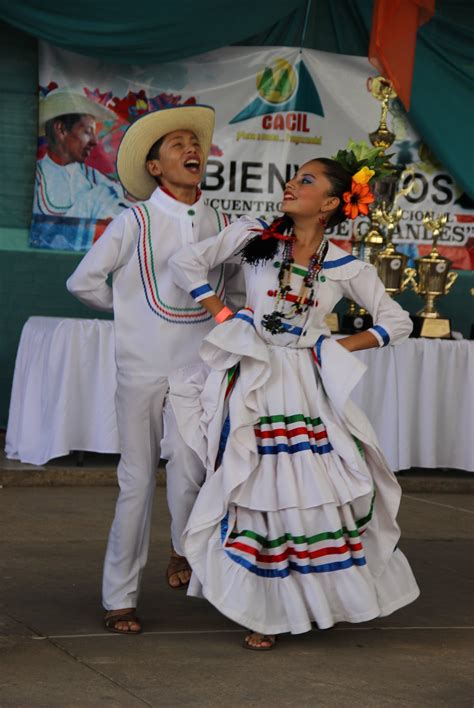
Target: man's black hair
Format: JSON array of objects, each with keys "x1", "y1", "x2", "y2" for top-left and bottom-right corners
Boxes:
[{"x1": 146, "y1": 135, "x2": 166, "y2": 163}]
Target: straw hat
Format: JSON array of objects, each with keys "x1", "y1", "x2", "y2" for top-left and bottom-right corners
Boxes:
[
  {"x1": 39, "y1": 89, "x2": 115, "y2": 135},
  {"x1": 116, "y1": 105, "x2": 215, "y2": 200}
]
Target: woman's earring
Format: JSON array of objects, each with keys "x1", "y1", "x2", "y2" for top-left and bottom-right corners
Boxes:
[{"x1": 319, "y1": 216, "x2": 327, "y2": 227}]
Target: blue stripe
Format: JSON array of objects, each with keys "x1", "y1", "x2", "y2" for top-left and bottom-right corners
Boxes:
[
  {"x1": 315, "y1": 334, "x2": 326, "y2": 363},
  {"x1": 372, "y1": 325, "x2": 390, "y2": 346},
  {"x1": 256, "y1": 217, "x2": 269, "y2": 229},
  {"x1": 190, "y1": 283, "x2": 213, "y2": 300},
  {"x1": 257, "y1": 441, "x2": 333, "y2": 456},
  {"x1": 220, "y1": 515, "x2": 366, "y2": 578},
  {"x1": 133, "y1": 209, "x2": 212, "y2": 324},
  {"x1": 234, "y1": 312, "x2": 255, "y2": 326},
  {"x1": 281, "y1": 323, "x2": 303, "y2": 336},
  {"x1": 215, "y1": 414, "x2": 230, "y2": 470},
  {"x1": 227, "y1": 552, "x2": 366, "y2": 578},
  {"x1": 221, "y1": 512, "x2": 230, "y2": 543},
  {"x1": 323, "y1": 255, "x2": 356, "y2": 269}
]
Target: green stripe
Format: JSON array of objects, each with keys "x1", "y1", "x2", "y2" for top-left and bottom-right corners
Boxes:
[
  {"x1": 142, "y1": 204, "x2": 224, "y2": 313},
  {"x1": 291, "y1": 264, "x2": 308, "y2": 277},
  {"x1": 353, "y1": 435, "x2": 365, "y2": 459},
  {"x1": 37, "y1": 162, "x2": 73, "y2": 210},
  {"x1": 210, "y1": 204, "x2": 222, "y2": 231},
  {"x1": 355, "y1": 492, "x2": 375, "y2": 528},
  {"x1": 258, "y1": 414, "x2": 323, "y2": 426},
  {"x1": 229, "y1": 493, "x2": 376, "y2": 548},
  {"x1": 227, "y1": 364, "x2": 238, "y2": 385}
]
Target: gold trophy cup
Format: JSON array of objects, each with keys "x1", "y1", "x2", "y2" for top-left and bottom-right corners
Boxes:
[
  {"x1": 372, "y1": 168, "x2": 417, "y2": 296},
  {"x1": 403, "y1": 213, "x2": 458, "y2": 338},
  {"x1": 368, "y1": 77, "x2": 397, "y2": 151}
]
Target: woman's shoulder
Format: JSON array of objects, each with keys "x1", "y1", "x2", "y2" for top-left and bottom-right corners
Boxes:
[{"x1": 322, "y1": 241, "x2": 370, "y2": 281}]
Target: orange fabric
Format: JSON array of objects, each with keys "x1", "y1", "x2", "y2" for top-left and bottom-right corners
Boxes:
[{"x1": 369, "y1": 0, "x2": 435, "y2": 109}]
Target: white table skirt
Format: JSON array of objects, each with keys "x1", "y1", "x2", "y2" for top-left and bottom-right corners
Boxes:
[
  {"x1": 6, "y1": 317, "x2": 118, "y2": 465},
  {"x1": 5, "y1": 316, "x2": 474, "y2": 471}
]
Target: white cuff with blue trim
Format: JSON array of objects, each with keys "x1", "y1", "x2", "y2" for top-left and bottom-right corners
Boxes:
[
  {"x1": 369, "y1": 325, "x2": 391, "y2": 347},
  {"x1": 189, "y1": 280, "x2": 216, "y2": 302}
]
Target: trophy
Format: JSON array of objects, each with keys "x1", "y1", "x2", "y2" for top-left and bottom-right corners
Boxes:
[
  {"x1": 342, "y1": 77, "x2": 397, "y2": 332},
  {"x1": 373, "y1": 171, "x2": 417, "y2": 296},
  {"x1": 374, "y1": 206, "x2": 409, "y2": 295},
  {"x1": 403, "y1": 213, "x2": 458, "y2": 338},
  {"x1": 368, "y1": 77, "x2": 397, "y2": 152},
  {"x1": 341, "y1": 78, "x2": 419, "y2": 331}
]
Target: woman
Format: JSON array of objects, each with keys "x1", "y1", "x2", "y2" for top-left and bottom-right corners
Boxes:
[{"x1": 168, "y1": 157, "x2": 420, "y2": 650}]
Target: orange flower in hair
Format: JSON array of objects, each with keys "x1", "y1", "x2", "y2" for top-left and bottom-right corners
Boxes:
[{"x1": 342, "y1": 180, "x2": 375, "y2": 220}]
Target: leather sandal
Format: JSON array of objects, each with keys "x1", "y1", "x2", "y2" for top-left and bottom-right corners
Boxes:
[
  {"x1": 104, "y1": 611, "x2": 142, "y2": 635},
  {"x1": 242, "y1": 631, "x2": 277, "y2": 651},
  {"x1": 166, "y1": 553, "x2": 192, "y2": 589}
]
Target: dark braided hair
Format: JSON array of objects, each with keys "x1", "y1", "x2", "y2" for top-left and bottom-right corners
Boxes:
[{"x1": 241, "y1": 158, "x2": 353, "y2": 266}]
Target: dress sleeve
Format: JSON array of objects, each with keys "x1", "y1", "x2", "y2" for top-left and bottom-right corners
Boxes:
[
  {"x1": 169, "y1": 216, "x2": 257, "y2": 302},
  {"x1": 66, "y1": 210, "x2": 132, "y2": 312},
  {"x1": 341, "y1": 263, "x2": 413, "y2": 346}
]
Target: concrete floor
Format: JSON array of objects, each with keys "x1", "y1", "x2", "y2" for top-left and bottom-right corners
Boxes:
[{"x1": 0, "y1": 486, "x2": 473, "y2": 707}]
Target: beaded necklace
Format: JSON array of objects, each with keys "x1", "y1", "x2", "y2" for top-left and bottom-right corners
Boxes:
[{"x1": 262, "y1": 235, "x2": 329, "y2": 335}]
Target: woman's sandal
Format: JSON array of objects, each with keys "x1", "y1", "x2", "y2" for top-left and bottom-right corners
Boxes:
[
  {"x1": 242, "y1": 631, "x2": 277, "y2": 651},
  {"x1": 104, "y1": 611, "x2": 142, "y2": 635},
  {"x1": 166, "y1": 552, "x2": 192, "y2": 589}
]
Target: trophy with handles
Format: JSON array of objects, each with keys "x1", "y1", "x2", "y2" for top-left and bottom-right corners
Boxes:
[
  {"x1": 373, "y1": 170, "x2": 417, "y2": 296},
  {"x1": 403, "y1": 213, "x2": 458, "y2": 338}
]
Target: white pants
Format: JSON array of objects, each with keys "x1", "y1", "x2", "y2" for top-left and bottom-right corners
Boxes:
[{"x1": 102, "y1": 372, "x2": 205, "y2": 610}]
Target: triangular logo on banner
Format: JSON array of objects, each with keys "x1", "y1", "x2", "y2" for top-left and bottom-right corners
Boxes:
[{"x1": 229, "y1": 59, "x2": 324, "y2": 125}]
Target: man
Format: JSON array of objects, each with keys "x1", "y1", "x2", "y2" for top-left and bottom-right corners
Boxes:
[
  {"x1": 67, "y1": 105, "x2": 243, "y2": 633},
  {"x1": 34, "y1": 89, "x2": 130, "y2": 220}
]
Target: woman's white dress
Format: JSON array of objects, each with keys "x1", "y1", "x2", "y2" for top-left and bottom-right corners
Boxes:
[{"x1": 168, "y1": 217, "x2": 420, "y2": 635}]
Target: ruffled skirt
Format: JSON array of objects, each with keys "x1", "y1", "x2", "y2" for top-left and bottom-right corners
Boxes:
[{"x1": 169, "y1": 314, "x2": 419, "y2": 634}]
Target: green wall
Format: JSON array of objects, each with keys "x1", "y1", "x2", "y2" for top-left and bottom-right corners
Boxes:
[{"x1": 0, "y1": 243, "x2": 113, "y2": 427}]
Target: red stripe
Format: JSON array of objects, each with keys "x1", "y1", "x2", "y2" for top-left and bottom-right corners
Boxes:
[
  {"x1": 255, "y1": 426, "x2": 328, "y2": 441},
  {"x1": 226, "y1": 540, "x2": 363, "y2": 564},
  {"x1": 267, "y1": 290, "x2": 314, "y2": 306},
  {"x1": 38, "y1": 175, "x2": 64, "y2": 216},
  {"x1": 136, "y1": 206, "x2": 219, "y2": 320},
  {"x1": 225, "y1": 369, "x2": 238, "y2": 399}
]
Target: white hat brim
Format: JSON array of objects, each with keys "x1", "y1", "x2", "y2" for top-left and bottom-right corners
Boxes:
[
  {"x1": 116, "y1": 105, "x2": 215, "y2": 201},
  {"x1": 39, "y1": 90, "x2": 115, "y2": 135}
]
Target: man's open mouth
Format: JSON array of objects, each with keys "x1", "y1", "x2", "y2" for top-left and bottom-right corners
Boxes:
[{"x1": 183, "y1": 158, "x2": 201, "y2": 174}]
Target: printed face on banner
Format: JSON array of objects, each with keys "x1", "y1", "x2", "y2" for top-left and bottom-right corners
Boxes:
[{"x1": 31, "y1": 43, "x2": 473, "y2": 269}]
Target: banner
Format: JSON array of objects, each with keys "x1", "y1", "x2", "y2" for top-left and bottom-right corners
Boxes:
[{"x1": 32, "y1": 43, "x2": 474, "y2": 269}]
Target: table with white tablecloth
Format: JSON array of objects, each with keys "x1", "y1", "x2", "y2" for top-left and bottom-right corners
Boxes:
[
  {"x1": 6, "y1": 317, "x2": 118, "y2": 466},
  {"x1": 5, "y1": 316, "x2": 474, "y2": 471}
]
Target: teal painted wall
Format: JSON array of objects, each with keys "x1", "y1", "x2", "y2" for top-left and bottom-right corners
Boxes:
[{"x1": 0, "y1": 245, "x2": 112, "y2": 427}]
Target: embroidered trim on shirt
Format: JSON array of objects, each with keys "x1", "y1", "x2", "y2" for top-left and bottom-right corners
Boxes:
[
  {"x1": 35, "y1": 162, "x2": 73, "y2": 215},
  {"x1": 35, "y1": 162, "x2": 99, "y2": 216},
  {"x1": 190, "y1": 282, "x2": 215, "y2": 301},
  {"x1": 208, "y1": 206, "x2": 231, "y2": 232},
  {"x1": 134, "y1": 203, "x2": 225, "y2": 323},
  {"x1": 370, "y1": 325, "x2": 390, "y2": 347},
  {"x1": 322, "y1": 254, "x2": 357, "y2": 269}
]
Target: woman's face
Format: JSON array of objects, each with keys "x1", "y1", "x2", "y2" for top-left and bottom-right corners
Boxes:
[{"x1": 281, "y1": 160, "x2": 339, "y2": 219}]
